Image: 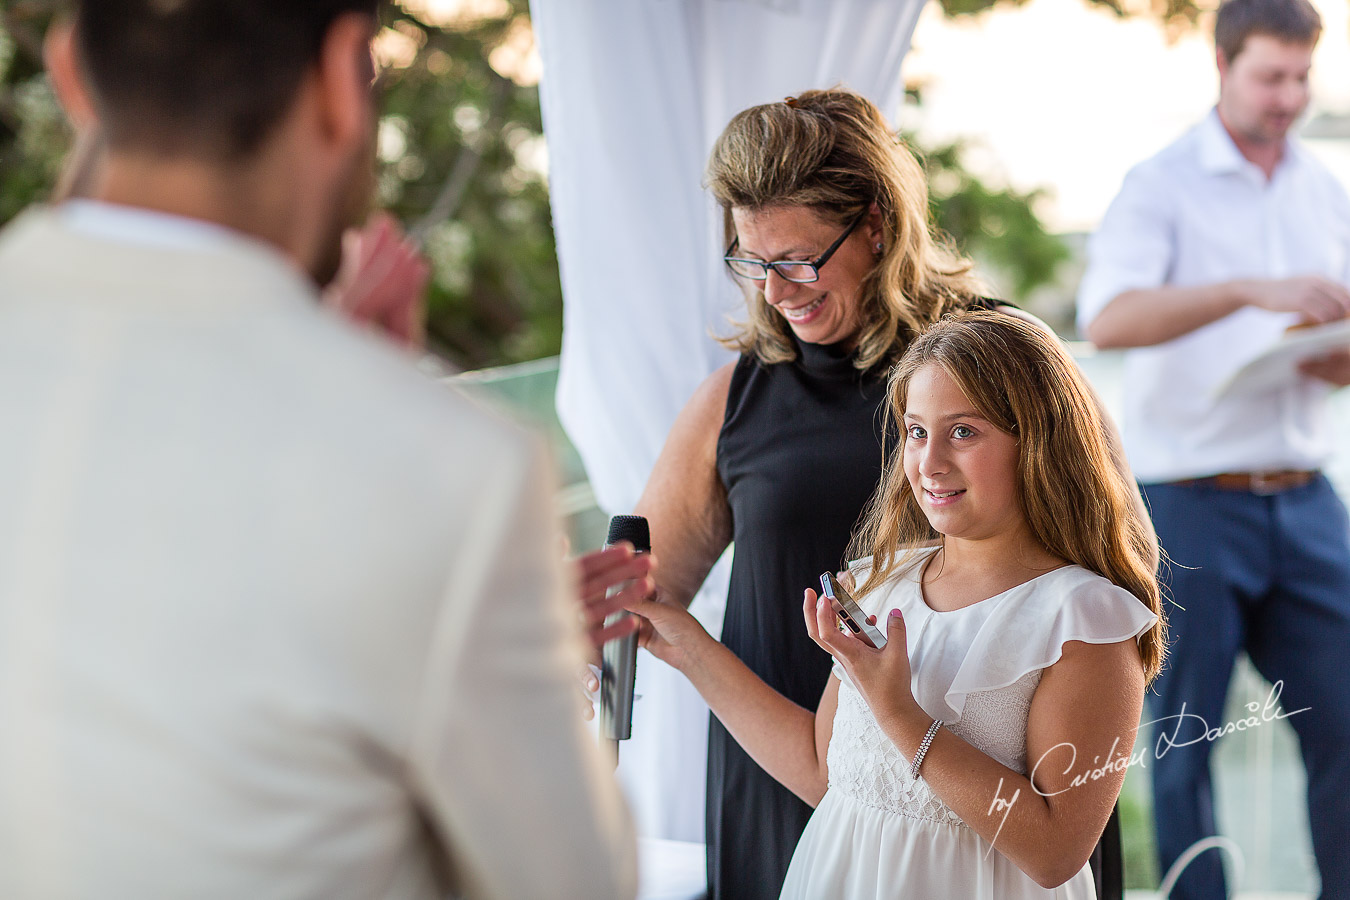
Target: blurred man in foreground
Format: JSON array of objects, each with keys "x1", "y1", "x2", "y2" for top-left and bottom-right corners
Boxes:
[{"x1": 0, "y1": 2, "x2": 636, "y2": 897}]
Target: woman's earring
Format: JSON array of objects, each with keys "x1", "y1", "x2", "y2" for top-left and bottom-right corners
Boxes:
[{"x1": 874, "y1": 242, "x2": 883, "y2": 253}]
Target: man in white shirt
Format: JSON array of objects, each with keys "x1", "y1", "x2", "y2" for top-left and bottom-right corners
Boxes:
[
  {"x1": 1077, "y1": 1, "x2": 1350, "y2": 896},
  {"x1": 0, "y1": 3, "x2": 636, "y2": 898}
]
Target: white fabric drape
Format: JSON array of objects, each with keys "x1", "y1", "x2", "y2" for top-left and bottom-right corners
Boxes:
[{"x1": 532, "y1": 0, "x2": 927, "y2": 844}]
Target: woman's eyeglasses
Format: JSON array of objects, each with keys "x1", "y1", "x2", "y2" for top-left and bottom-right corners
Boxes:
[{"x1": 722, "y1": 211, "x2": 867, "y2": 284}]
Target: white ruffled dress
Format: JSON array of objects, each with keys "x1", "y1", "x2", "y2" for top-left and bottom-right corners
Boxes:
[{"x1": 779, "y1": 548, "x2": 1157, "y2": 899}]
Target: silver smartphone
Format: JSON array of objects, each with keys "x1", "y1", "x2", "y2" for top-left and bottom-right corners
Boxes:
[{"x1": 819, "y1": 571, "x2": 887, "y2": 649}]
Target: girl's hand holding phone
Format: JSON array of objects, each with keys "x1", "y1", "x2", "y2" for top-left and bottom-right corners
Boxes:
[{"x1": 802, "y1": 589, "x2": 925, "y2": 735}]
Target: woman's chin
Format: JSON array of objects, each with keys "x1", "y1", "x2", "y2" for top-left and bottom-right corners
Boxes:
[{"x1": 787, "y1": 319, "x2": 848, "y2": 347}]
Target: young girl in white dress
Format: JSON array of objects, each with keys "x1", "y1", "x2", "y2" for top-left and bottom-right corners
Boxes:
[{"x1": 624, "y1": 311, "x2": 1167, "y2": 897}]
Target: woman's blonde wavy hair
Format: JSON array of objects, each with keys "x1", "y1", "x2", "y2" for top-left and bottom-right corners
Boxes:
[
  {"x1": 848, "y1": 312, "x2": 1167, "y2": 684},
  {"x1": 706, "y1": 88, "x2": 986, "y2": 371}
]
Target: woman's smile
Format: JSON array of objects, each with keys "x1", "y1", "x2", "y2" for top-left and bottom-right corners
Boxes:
[{"x1": 779, "y1": 294, "x2": 825, "y2": 322}]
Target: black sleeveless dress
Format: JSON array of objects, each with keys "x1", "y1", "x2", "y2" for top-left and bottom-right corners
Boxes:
[{"x1": 709, "y1": 336, "x2": 890, "y2": 900}]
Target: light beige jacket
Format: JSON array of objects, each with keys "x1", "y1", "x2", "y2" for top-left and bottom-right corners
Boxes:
[{"x1": 0, "y1": 206, "x2": 635, "y2": 900}]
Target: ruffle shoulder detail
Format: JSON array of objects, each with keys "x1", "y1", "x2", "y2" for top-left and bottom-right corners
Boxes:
[{"x1": 940, "y1": 567, "x2": 1156, "y2": 721}]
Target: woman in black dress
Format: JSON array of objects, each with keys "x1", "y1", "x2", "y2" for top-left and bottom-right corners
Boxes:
[{"x1": 633, "y1": 89, "x2": 1151, "y2": 900}]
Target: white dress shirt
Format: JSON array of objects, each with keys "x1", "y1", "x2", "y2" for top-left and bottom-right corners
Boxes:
[
  {"x1": 1077, "y1": 109, "x2": 1350, "y2": 483},
  {"x1": 0, "y1": 205, "x2": 636, "y2": 899}
]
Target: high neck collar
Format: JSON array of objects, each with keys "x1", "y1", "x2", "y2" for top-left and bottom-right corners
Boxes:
[{"x1": 794, "y1": 334, "x2": 867, "y2": 379}]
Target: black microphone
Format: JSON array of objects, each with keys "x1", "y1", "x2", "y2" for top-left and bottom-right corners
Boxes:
[{"x1": 600, "y1": 515, "x2": 649, "y2": 756}]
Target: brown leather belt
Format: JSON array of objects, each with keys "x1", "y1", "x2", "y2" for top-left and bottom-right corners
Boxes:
[{"x1": 1169, "y1": 470, "x2": 1317, "y2": 495}]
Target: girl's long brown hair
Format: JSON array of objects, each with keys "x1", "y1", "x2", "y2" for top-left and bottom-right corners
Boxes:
[
  {"x1": 848, "y1": 311, "x2": 1166, "y2": 683},
  {"x1": 705, "y1": 88, "x2": 986, "y2": 371}
]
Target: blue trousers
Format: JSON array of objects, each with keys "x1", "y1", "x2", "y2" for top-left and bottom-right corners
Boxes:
[{"x1": 1142, "y1": 475, "x2": 1350, "y2": 900}]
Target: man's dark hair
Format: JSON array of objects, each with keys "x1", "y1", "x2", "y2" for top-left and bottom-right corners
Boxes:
[
  {"x1": 76, "y1": 0, "x2": 380, "y2": 160},
  {"x1": 1215, "y1": 0, "x2": 1322, "y2": 63}
]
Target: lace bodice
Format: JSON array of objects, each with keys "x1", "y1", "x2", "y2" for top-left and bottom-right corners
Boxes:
[
  {"x1": 826, "y1": 669, "x2": 1042, "y2": 825},
  {"x1": 821, "y1": 550, "x2": 1155, "y2": 826}
]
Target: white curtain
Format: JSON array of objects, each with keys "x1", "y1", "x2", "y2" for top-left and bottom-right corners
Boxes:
[{"x1": 532, "y1": 0, "x2": 927, "y2": 844}]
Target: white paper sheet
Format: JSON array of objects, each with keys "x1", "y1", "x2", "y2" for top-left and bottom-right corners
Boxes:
[{"x1": 1214, "y1": 318, "x2": 1350, "y2": 399}]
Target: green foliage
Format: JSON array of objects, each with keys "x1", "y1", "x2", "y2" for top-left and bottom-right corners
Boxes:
[
  {"x1": 376, "y1": 1, "x2": 563, "y2": 368},
  {"x1": 0, "y1": 1, "x2": 70, "y2": 223},
  {"x1": 0, "y1": 0, "x2": 1197, "y2": 368},
  {"x1": 939, "y1": 0, "x2": 1210, "y2": 31},
  {"x1": 1119, "y1": 773, "x2": 1161, "y2": 889},
  {"x1": 919, "y1": 136, "x2": 1070, "y2": 301}
]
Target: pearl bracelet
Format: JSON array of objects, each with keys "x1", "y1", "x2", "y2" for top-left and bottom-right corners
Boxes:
[{"x1": 910, "y1": 718, "x2": 943, "y2": 779}]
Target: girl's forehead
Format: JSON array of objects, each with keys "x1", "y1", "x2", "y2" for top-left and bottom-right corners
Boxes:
[{"x1": 903, "y1": 364, "x2": 970, "y2": 410}]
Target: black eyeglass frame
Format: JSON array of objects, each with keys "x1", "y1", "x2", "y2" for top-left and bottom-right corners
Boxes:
[{"x1": 722, "y1": 210, "x2": 869, "y2": 284}]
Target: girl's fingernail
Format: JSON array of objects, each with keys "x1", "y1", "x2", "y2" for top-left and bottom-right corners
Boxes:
[
  {"x1": 817, "y1": 597, "x2": 826, "y2": 610},
  {"x1": 890, "y1": 609, "x2": 902, "y2": 618}
]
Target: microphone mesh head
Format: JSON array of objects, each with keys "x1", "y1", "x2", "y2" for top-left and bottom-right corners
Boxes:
[{"x1": 606, "y1": 515, "x2": 650, "y2": 553}]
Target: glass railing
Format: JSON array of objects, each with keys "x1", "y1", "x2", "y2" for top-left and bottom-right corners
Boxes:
[{"x1": 456, "y1": 350, "x2": 1343, "y2": 897}]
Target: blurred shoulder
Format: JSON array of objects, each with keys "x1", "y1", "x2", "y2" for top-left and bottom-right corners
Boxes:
[
  {"x1": 275, "y1": 305, "x2": 541, "y2": 481},
  {"x1": 679, "y1": 360, "x2": 737, "y2": 431},
  {"x1": 1122, "y1": 122, "x2": 1208, "y2": 194},
  {"x1": 695, "y1": 360, "x2": 737, "y2": 407}
]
